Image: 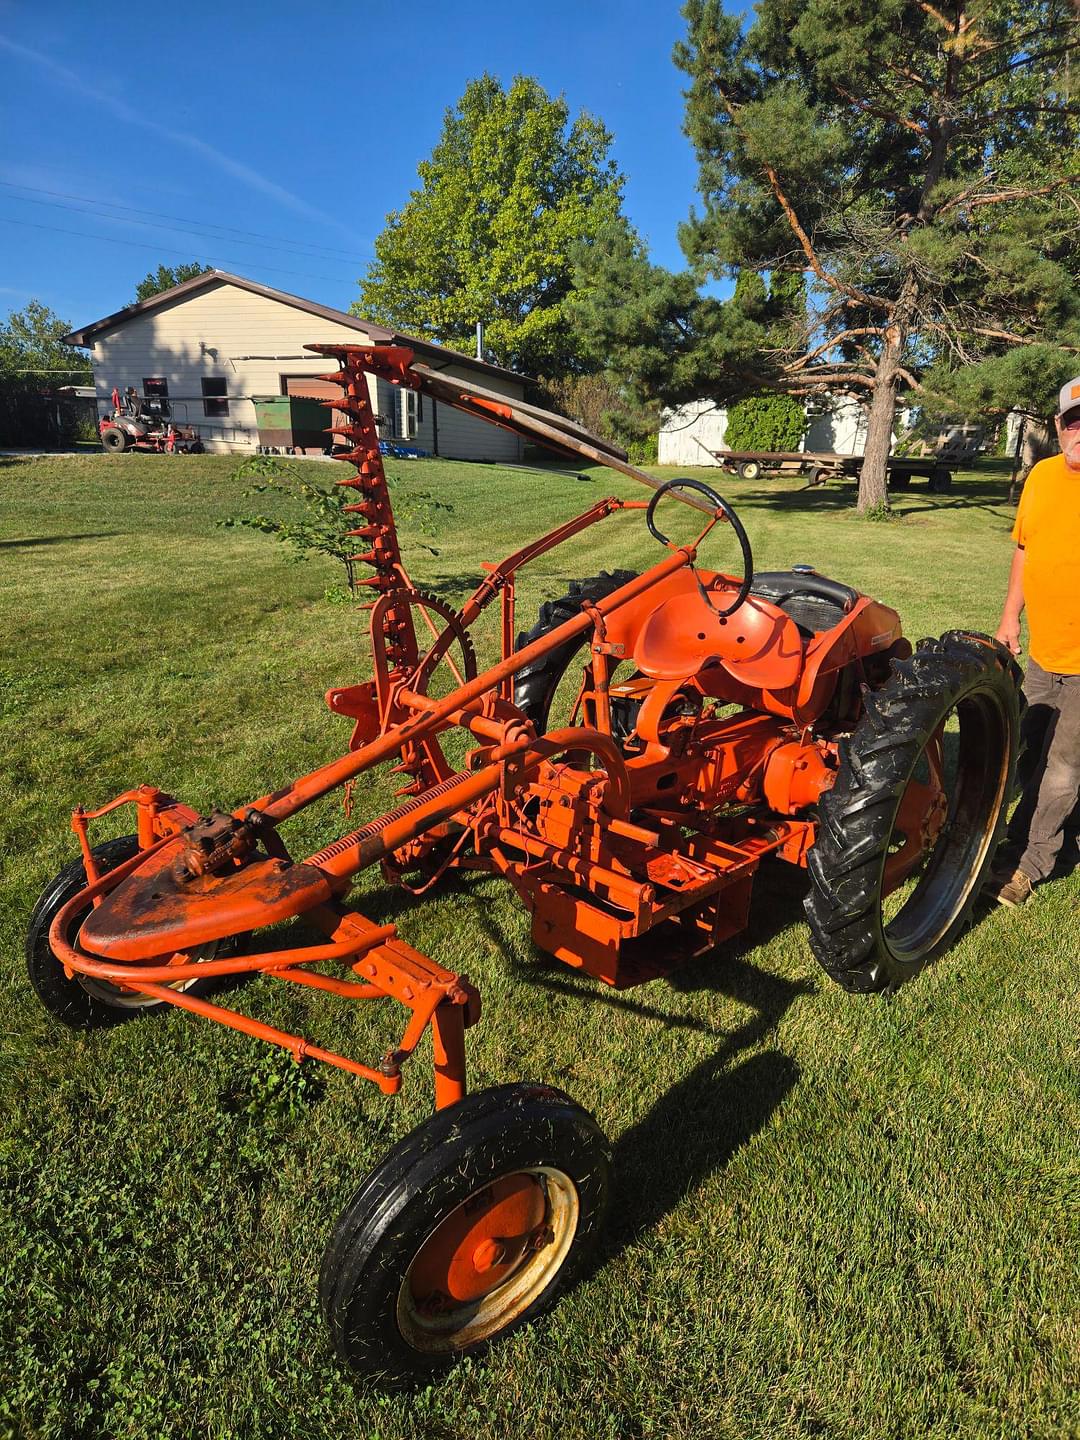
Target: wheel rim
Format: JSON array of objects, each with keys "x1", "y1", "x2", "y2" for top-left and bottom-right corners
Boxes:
[
  {"x1": 879, "y1": 683, "x2": 1011, "y2": 963},
  {"x1": 73, "y1": 907, "x2": 218, "y2": 1008},
  {"x1": 396, "y1": 1166, "x2": 579, "y2": 1353}
]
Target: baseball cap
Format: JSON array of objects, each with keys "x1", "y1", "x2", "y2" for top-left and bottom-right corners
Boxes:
[{"x1": 1058, "y1": 375, "x2": 1080, "y2": 421}]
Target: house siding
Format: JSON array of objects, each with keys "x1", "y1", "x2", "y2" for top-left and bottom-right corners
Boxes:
[{"x1": 86, "y1": 278, "x2": 524, "y2": 461}]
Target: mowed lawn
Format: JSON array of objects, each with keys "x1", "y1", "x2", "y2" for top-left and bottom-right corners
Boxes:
[{"x1": 1, "y1": 450, "x2": 1076, "y2": 1440}]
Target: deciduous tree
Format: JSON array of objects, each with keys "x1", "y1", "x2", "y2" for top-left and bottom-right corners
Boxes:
[
  {"x1": 356, "y1": 75, "x2": 625, "y2": 377},
  {"x1": 0, "y1": 300, "x2": 89, "y2": 381},
  {"x1": 135, "y1": 262, "x2": 210, "y2": 302}
]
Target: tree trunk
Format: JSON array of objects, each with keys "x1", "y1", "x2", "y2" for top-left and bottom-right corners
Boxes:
[
  {"x1": 857, "y1": 274, "x2": 919, "y2": 512},
  {"x1": 857, "y1": 338, "x2": 901, "y2": 511}
]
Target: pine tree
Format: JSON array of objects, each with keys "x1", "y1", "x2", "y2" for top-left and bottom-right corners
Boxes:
[
  {"x1": 681, "y1": 0, "x2": 1080, "y2": 508},
  {"x1": 581, "y1": 3, "x2": 1080, "y2": 509}
]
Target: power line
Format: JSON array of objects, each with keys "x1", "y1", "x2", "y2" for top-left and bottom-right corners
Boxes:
[
  {"x1": 0, "y1": 180, "x2": 372, "y2": 262},
  {"x1": 0, "y1": 185, "x2": 373, "y2": 265},
  {"x1": 0, "y1": 215, "x2": 356, "y2": 286}
]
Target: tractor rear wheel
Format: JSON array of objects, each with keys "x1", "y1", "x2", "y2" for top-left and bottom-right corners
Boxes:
[
  {"x1": 101, "y1": 427, "x2": 128, "y2": 453},
  {"x1": 804, "y1": 633, "x2": 1022, "y2": 994},
  {"x1": 514, "y1": 571, "x2": 638, "y2": 735},
  {"x1": 320, "y1": 1083, "x2": 610, "y2": 1383}
]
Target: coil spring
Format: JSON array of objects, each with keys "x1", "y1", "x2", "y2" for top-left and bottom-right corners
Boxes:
[{"x1": 308, "y1": 769, "x2": 470, "y2": 869}]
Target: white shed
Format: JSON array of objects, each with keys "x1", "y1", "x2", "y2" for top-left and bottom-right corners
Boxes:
[
  {"x1": 658, "y1": 395, "x2": 872, "y2": 465},
  {"x1": 63, "y1": 270, "x2": 527, "y2": 462}
]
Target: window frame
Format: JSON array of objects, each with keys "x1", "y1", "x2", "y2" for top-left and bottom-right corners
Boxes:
[{"x1": 201, "y1": 376, "x2": 229, "y2": 418}]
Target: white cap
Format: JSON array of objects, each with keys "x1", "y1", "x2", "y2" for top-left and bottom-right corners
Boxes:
[{"x1": 1059, "y1": 376, "x2": 1080, "y2": 418}]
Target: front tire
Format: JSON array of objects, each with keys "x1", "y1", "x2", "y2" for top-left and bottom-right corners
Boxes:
[
  {"x1": 320, "y1": 1084, "x2": 610, "y2": 1383},
  {"x1": 804, "y1": 633, "x2": 1022, "y2": 993},
  {"x1": 738, "y1": 460, "x2": 762, "y2": 480},
  {"x1": 101, "y1": 427, "x2": 128, "y2": 453}
]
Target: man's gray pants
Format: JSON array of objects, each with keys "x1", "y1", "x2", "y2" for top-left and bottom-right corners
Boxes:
[{"x1": 1006, "y1": 658, "x2": 1080, "y2": 882}]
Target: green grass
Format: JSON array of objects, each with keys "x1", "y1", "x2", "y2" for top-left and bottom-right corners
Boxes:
[{"x1": 1, "y1": 451, "x2": 1076, "y2": 1440}]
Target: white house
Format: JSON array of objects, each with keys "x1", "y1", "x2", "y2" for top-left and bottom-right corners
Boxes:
[
  {"x1": 658, "y1": 395, "x2": 871, "y2": 466},
  {"x1": 63, "y1": 270, "x2": 527, "y2": 463}
]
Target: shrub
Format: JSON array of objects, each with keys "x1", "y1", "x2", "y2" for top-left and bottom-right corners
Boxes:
[{"x1": 723, "y1": 392, "x2": 804, "y2": 453}]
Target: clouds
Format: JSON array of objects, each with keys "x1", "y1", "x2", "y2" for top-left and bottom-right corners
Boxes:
[{"x1": 0, "y1": 34, "x2": 348, "y2": 234}]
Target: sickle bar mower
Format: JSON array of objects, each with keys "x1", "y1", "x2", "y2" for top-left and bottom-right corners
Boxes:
[{"x1": 29, "y1": 343, "x2": 1023, "y2": 1382}]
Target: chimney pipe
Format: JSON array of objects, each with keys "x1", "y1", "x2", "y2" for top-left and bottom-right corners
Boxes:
[{"x1": 475, "y1": 322, "x2": 484, "y2": 361}]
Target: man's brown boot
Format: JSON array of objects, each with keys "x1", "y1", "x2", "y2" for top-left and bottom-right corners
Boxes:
[{"x1": 989, "y1": 868, "x2": 1035, "y2": 908}]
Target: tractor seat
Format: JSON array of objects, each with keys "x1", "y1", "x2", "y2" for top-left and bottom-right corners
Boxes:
[
  {"x1": 748, "y1": 569, "x2": 858, "y2": 637},
  {"x1": 633, "y1": 586, "x2": 804, "y2": 688}
]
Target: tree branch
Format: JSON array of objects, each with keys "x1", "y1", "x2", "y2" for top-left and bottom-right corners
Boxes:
[
  {"x1": 959, "y1": 40, "x2": 1080, "y2": 94},
  {"x1": 829, "y1": 81, "x2": 930, "y2": 138},
  {"x1": 914, "y1": 0, "x2": 956, "y2": 33},
  {"x1": 710, "y1": 82, "x2": 895, "y2": 313},
  {"x1": 785, "y1": 327, "x2": 887, "y2": 371},
  {"x1": 973, "y1": 326, "x2": 1080, "y2": 353},
  {"x1": 967, "y1": 103, "x2": 1080, "y2": 127},
  {"x1": 882, "y1": 60, "x2": 937, "y2": 95},
  {"x1": 759, "y1": 159, "x2": 895, "y2": 310},
  {"x1": 968, "y1": 174, "x2": 1080, "y2": 208}
]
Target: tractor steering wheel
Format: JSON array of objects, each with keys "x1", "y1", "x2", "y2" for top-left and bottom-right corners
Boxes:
[{"x1": 645, "y1": 477, "x2": 754, "y2": 618}]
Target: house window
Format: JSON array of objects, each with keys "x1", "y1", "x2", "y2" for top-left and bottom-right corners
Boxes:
[
  {"x1": 401, "y1": 389, "x2": 423, "y2": 440},
  {"x1": 201, "y1": 377, "x2": 229, "y2": 417},
  {"x1": 142, "y1": 377, "x2": 170, "y2": 418},
  {"x1": 378, "y1": 379, "x2": 397, "y2": 438}
]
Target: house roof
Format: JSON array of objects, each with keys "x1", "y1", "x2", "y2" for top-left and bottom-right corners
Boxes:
[{"x1": 61, "y1": 269, "x2": 529, "y2": 385}]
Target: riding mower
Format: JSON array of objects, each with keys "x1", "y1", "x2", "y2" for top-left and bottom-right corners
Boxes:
[
  {"x1": 99, "y1": 399, "x2": 204, "y2": 454},
  {"x1": 28, "y1": 343, "x2": 1022, "y2": 1383}
]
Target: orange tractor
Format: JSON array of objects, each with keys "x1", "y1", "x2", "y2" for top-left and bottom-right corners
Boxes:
[{"x1": 28, "y1": 344, "x2": 1022, "y2": 1382}]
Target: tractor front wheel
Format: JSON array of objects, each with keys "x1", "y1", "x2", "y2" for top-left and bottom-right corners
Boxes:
[
  {"x1": 804, "y1": 633, "x2": 1022, "y2": 993},
  {"x1": 319, "y1": 1083, "x2": 610, "y2": 1382}
]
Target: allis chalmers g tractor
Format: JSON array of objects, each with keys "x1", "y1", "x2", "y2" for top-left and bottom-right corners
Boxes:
[{"x1": 29, "y1": 344, "x2": 1022, "y2": 1382}]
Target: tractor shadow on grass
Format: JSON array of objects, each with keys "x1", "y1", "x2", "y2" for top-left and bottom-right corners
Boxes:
[
  {"x1": 387, "y1": 859, "x2": 813, "y2": 1277},
  {"x1": 590, "y1": 1045, "x2": 800, "y2": 1280}
]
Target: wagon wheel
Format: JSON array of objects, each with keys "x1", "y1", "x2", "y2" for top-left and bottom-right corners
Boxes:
[
  {"x1": 26, "y1": 836, "x2": 227, "y2": 1028},
  {"x1": 738, "y1": 459, "x2": 762, "y2": 480},
  {"x1": 320, "y1": 1083, "x2": 610, "y2": 1382},
  {"x1": 805, "y1": 633, "x2": 1022, "y2": 993}
]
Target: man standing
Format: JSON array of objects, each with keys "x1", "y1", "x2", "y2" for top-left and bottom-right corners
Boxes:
[{"x1": 990, "y1": 377, "x2": 1080, "y2": 905}]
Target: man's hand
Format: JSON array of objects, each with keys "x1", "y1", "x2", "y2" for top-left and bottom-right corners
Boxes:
[{"x1": 995, "y1": 616, "x2": 1022, "y2": 656}]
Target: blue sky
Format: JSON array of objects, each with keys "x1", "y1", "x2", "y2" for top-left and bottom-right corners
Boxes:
[{"x1": 0, "y1": 0, "x2": 711, "y2": 337}]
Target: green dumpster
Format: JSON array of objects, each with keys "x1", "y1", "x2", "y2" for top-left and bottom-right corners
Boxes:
[{"x1": 252, "y1": 395, "x2": 329, "y2": 452}]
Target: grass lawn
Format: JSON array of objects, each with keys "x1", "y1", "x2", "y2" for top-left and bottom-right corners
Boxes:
[{"x1": 1, "y1": 450, "x2": 1076, "y2": 1440}]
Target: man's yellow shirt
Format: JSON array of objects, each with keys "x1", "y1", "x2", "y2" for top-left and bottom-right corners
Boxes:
[{"x1": 1012, "y1": 453, "x2": 1080, "y2": 674}]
